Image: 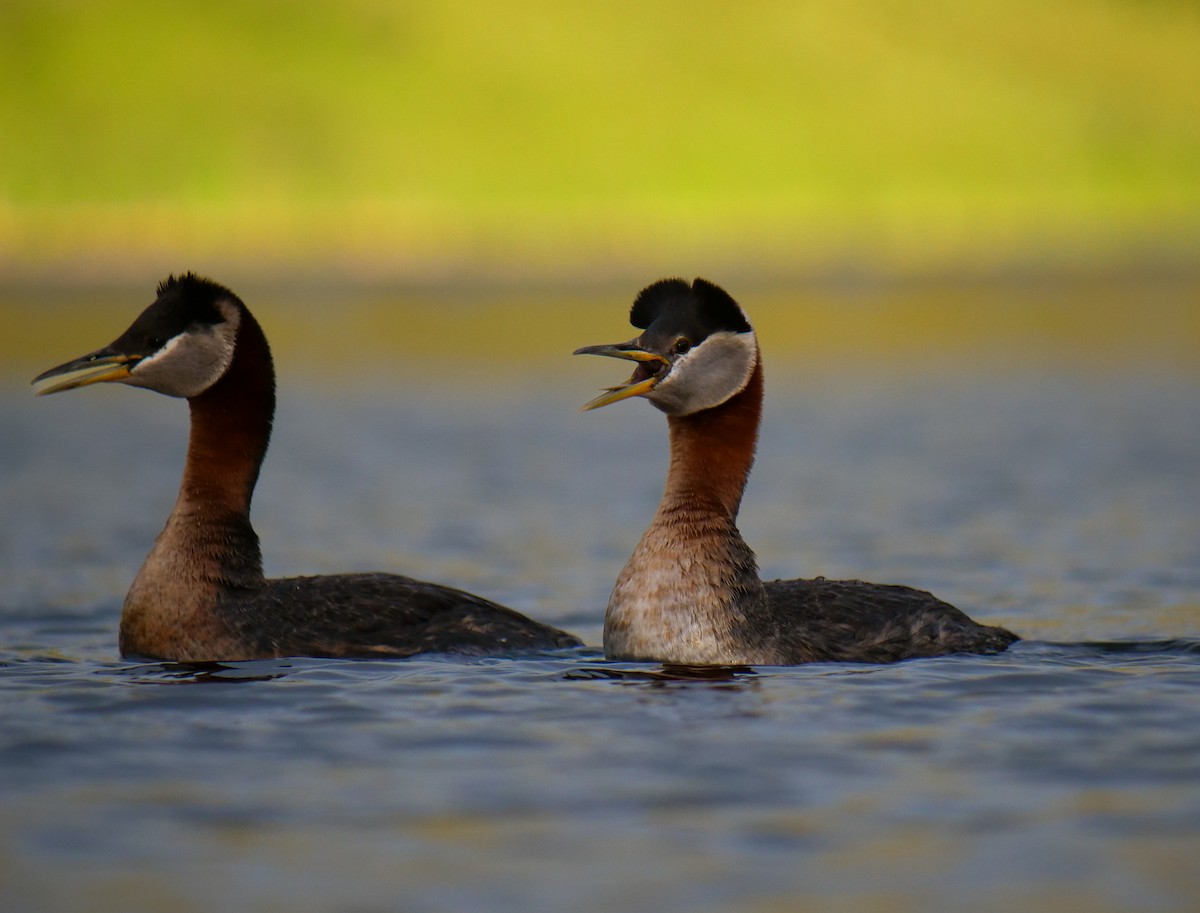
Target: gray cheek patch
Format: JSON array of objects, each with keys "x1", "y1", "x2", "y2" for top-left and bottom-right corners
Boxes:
[
  {"x1": 126, "y1": 304, "x2": 240, "y2": 399},
  {"x1": 648, "y1": 331, "x2": 757, "y2": 416}
]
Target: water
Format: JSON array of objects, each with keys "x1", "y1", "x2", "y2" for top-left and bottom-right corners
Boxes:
[{"x1": 2, "y1": 349, "x2": 1199, "y2": 912}]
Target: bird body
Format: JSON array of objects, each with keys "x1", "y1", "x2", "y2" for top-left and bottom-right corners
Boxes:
[
  {"x1": 34, "y1": 274, "x2": 579, "y2": 662},
  {"x1": 577, "y1": 278, "x2": 1017, "y2": 665}
]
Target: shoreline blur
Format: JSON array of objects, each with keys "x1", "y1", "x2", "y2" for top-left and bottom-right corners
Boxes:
[{"x1": 5, "y1": 268, "x2": 1198, "y2": 384}]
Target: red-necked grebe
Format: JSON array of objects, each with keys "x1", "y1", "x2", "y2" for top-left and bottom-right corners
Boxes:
[
  {"x1": 575, "y1": 277, "x2": 1018, "y2": 665},
  {"x1": 33, "y1": 273, "x2": 580, "y2": 662}
]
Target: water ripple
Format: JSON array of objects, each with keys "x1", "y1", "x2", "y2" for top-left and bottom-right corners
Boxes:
[{"x1": 3, "y1": 372, "x2": 1199, "y2": 912}]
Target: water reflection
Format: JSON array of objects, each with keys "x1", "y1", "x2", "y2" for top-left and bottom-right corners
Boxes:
[
  {"x1": 2, "y1": 343, "x2": 1199, "y2": 911},
  {"x1": 563, "y1": 663, "x2": 759, "y2": 686},
  {"x1": 1039, "y1": 638, "x2": 1200, "y2": 657},
  {"x1": 114, "y1": 660, "x2": 295, "y2": 685}
]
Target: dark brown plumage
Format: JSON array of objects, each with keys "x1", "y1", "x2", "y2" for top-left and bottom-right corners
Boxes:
[
  {"x1": 576, "y1": 277, "x2": 1018, "y2": 665},
  {"x1": 34, "y1": 274, "x2": 580, "y2": 662}
]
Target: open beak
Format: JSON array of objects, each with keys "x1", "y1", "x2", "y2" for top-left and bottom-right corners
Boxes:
[
  {"x1": 573, "y1": 342, "x2": 670, "y2": 410},
  {"x1": 31, "y1": 350, "x2": 142, "y2": 396}
]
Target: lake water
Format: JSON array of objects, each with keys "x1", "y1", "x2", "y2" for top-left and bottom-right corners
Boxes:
[{"x1": 2, "y1": 290, "x2": 1199, "y2": 913}]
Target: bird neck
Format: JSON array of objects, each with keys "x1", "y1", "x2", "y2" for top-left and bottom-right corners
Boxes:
[
  {"x1": 181, "y1": 308, "x2": 275, "y2": 520},
  {"x1": 121, "y1": 309, "x2": 275, "y2": 658},
  {"x1": 602, "y1": 358, "x2": 767, "y2": 664},
  {"x1": 661, "y1": 357, "x2": 763, "y2": 522},
  {"x1": 153, "y1": 307, "x2": 274, "y2": 589}
]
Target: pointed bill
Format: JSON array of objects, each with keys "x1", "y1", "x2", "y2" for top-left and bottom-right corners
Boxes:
[
  {"x1": 579, "y1": 376, "x2": 659, "y2": 411},
  {"x1": 573, "y1": 342, "x2": 669, "y2": 411},
  {"x1": 31, "y1": 353, "x2": 141, "y2": 396}
]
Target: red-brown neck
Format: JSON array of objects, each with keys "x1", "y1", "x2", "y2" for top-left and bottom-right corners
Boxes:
[
  {"x1": 179, "y1": 307, "x2": 275, "y2": 519},
  {"x1": 662, "y1": 357, "x2": 763, "y2": 520},
  {"x1": 120, "y1": 306, "x2": 276, "y2": 656}
]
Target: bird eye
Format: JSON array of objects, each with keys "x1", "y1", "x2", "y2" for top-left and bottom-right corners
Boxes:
[{"x1": 673, "y1": 337, "x2": 692, "y2": 355}]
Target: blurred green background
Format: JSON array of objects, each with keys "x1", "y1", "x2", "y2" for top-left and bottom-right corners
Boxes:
[{"x1": 3, "y1": 0, "x2": 1199, "y2": 367}]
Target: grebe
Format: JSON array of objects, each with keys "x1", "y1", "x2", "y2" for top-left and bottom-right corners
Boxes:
[
  {"x1": 33, "y1": 273, "x2": 580, "y2": 662},
  {"x1": 575, "y1": 277, "x2": 1018, "y2": 665}
]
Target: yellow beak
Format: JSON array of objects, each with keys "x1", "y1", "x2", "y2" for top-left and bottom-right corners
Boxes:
[
  {"x1": 573, "y1": 342, "x2": 669, "y2": 411},
  {"x1": 32, "y1": 352, "x2": 141, "y2": 396}
]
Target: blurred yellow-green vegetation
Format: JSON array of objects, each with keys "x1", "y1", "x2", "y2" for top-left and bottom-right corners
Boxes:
[
  {"x1": 3, "y1": 0, "x2": 1199, "y2": 371},
  {"x1": 4, "y1": 0, "x2": 1199, "y2": 274}
]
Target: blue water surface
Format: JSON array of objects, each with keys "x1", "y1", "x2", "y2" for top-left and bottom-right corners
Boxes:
[{"x1": 2, "y1": 356, "x2": 1199, "y2": 913}]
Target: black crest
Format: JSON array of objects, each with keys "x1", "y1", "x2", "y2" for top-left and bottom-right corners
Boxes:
[
  {"x1": 110, "y1": 273, "x2": 241, "y2": 356},
  {"x1": 628, "y1": 278, "x2": 752, "y2": 339},
  {"x1": 154, "y1": 273, "x2": 239, "y2": 323}
]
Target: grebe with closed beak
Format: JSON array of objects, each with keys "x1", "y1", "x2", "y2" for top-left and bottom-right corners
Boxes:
[{"x1": 34, "y1": 274, "x2": 580, "y2": 662}]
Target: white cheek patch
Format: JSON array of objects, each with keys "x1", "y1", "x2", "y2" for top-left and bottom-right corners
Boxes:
[
  {"x1": 648, "y1": 331, "x2": 757, "y2": 416},
  {"x1": 126, "y1": 304, "x2": 241, "y2": 398}
]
